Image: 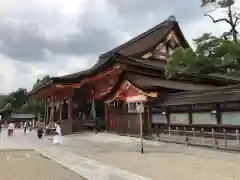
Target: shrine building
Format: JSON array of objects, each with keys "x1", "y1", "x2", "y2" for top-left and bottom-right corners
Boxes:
[{"x1": 27, "y1": 16, "x2": 240, "y2": 135}]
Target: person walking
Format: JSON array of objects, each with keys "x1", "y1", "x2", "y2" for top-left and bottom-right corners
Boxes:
[
  {"x1": 29, "y1": 121, "x2": 32, "y2": 131},
  {"x1": 37, "y1": 127, "x2": 43, "y2": 139},
  {"x1": 8, "y1": 123, "x2": 11, "y2": 136},
  {"x1": 8, "y1": 122, "x2": 14, "y2": 136},
  {"x1": 23, "y1": 121, "x2": 27, "y2": 134},
  {"x1": 53, "y1": 122, "x2": 63, "y2": 145},
  {"x1": 11, "y1": 123, "x2": 15, "y2": 136},
  {"x1": 37, "y1": 121, "x2": 44, "y2": 139}
]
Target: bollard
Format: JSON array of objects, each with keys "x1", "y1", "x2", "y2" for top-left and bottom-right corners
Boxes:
[
  {"x1": 184, "y1": 127, "x2": 188, "y2": 145},
  {"x1": 236, "y1": 129, "x2": 239, "y2": 145},
  {"x1": 156, "y1": 128, "x2": 160, "y2": 140},
  {"x1": 212, "y1": 128, "x2": 217, "y2": 148},
  {"x1": 176, "y1": 127, "x2": 179, "y2": 136},
  {"x1": 168, "y1": 126, "x2": 171, "y2": 136},
  {"x1": 192, "y1": 127, "x2": 195, "y2": 137},
  {"x1": 201, "y1": 128, "x2": 205, "y2": 145},
  {"x1": 223, "y1": 129, "x2": 227, "y2": 148}
]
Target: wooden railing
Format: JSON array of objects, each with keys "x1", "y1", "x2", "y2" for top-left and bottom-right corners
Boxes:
[{"x1": 150, "y1": 124, "x2": 240, "y2": 151}]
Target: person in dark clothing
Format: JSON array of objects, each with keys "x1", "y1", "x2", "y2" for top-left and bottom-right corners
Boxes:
[
  {"x1": 24, "y1": 121, "x2": 27, "y2": 134},
  {"x1": 37, "y1": 128, "x2": 43, "y2": 139}
]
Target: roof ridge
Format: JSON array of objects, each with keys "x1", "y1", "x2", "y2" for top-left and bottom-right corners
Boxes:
[{"x1": 99, "y1": 17, "x2": 176, "y2": 59}]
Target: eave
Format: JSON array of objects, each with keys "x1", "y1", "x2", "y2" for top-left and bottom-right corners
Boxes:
[
  {"x1": 146, "y1": 83, "x2": 240, "y2": 107},
  {"x1": 27, "y1": 80, "x2": 53, "y2": 98}
]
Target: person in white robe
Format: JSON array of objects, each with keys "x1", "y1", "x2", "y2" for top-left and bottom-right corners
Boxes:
[
  {"x1": 53, "y1": 122, "x2": 63, "y2": 145},
  {"x1": 8, "y1": 123, "x2": 15, "y2": 136}
]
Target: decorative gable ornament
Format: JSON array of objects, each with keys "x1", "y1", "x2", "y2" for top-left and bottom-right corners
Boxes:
[
  {"x1": 141, "y1": 52, "x2": 153, "y2": 59},
  {"x1": 168, "y1": 15, "x2": 176, "y2": 22}
]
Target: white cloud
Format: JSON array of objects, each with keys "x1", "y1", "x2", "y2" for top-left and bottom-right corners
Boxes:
[{"x1": 0, "y1": 55, "x2": 18, "y2": 93}]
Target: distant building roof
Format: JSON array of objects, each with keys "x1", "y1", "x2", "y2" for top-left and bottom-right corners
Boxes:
[{"x1": 11, "y1": 113, "x2": 35, "y2": 119}]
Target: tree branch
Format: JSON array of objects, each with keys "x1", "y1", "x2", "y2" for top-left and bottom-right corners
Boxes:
[
  {"x1": 233, "y1": 12, "x2": 240, "y2": 18},
  {"x1": 234, "y1": 16, "x2": 239, "y2": 27},
  {"x1": 204, "y1": 13, "x2": 231, "y2": 24}
]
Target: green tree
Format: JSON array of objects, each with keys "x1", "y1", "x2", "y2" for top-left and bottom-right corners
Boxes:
[
  {"x1": 165, "y1": 0, "x2": 240, "y2": 78},
  {"x1": 0, "y1": 94, "x2": 7, "y2": 109},
  {"x1": 21, "y1": 100, "x2": 44, "y2": 116},
  {"x1": 165, "y1": 33, "x2": 240, "y2": 78},
  {"x1": 32, "y1": 75, "x2": 51, "y2": 90},
  {"x1": 3, "y1": 88, "x2": 28, "y2": 109},
  {"x1": 0, "y1": 75, "x2": 49, "y2": 115},
  {"x1": 24, "y1": 75, "x2": 50, "y2": 115}
]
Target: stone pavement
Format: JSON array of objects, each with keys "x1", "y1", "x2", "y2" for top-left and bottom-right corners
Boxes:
[
  {"x1": 0, "y1": 149, "x2": 85, "y2": 180},
  {"x1": 64, "y1": 132, "x2": 240, "y2": 180},
  {"x1": 2, "y1": 129, "x2": 240, "y2": 180},
  {"x1": 0, "y1": 129, "x2": 150, "y2": 180}
]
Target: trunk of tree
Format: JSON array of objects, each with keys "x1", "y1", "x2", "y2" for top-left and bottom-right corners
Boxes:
[{"x1": 228, "y1": 6, "x2": 238, "y2": 43}]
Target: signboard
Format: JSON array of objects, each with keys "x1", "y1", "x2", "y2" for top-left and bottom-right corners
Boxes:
[
  {"x1": 126, "y1": 95, "x2": 147, "y2": 103},
  {"x1": 136, "y1": 103, "x2": 144, "y2": 113}
]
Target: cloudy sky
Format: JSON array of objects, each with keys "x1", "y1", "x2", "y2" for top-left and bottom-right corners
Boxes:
[{"x1": 0, "y1": 0, "x2": 239, "y2": 94}]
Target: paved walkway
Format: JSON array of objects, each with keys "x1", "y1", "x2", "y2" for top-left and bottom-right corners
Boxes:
[
  {"x1": 0, "y1": 129, "x2": 150, "y2": 180},
  {"x1": 1, "y1": 129, "x2": 240, "y2": 180},
  {"x1": 0, "y1": 149, "x2": 85, "y2": 180}
]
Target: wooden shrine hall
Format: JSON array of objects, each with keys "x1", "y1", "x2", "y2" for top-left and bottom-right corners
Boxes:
[
  {"x1": 145, "y1": 81, "x2": 240, "y2": 136},
  {"x1": 27, "y1": 16, "x2": 240, "y2": 135}
]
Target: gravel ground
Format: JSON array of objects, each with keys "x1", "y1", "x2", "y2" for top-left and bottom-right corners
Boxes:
[
  {"x1": 65, "y1": 133, "x2": 240, "y2": 180},
  {"x1": 2, "y1": 130, "x2": 240, "y2": 180},
  {"x1": 0, "y1": 149, "x2": 86, "y2": 180}
]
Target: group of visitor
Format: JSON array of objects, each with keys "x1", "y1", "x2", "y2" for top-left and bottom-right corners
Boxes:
[
  {"x1": 36, "y1": 121, "x2": 63, "y2": 145},
  {"x1": 7, "y1": 120, "x2": 63, "y2": 145}
]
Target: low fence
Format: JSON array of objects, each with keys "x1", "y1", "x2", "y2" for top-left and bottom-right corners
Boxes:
[{"x1": 151, "y1": 125, "x2": 240, "y2": 151}]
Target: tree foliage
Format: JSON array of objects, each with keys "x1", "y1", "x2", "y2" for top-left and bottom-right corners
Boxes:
[
  {"x1": 165, "y1": 0, "x2": 240, "y2": 78},
  {"x1": 165, "y1": 33, "x2": 240, "y2": 78},
  {"x1": 0, "y1": 94, "x2": 7, "y2": 108},
  {"x1": 0, "y1": 75, "x2": 50, "y2": 115},
  {"x1": 0, "y1": 88, "x2": 27, "y2": 109},
  {"x1": 32, "y1": 75, "x2": 51, "y2": 90},
  {"x1": 21, "y1": 100, "x2": 44, "y2": 116}
]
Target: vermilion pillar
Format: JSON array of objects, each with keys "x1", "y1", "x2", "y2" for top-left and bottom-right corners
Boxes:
[
  {"x1": 59, "y1": 100, "x2": 62, "y2": 121},
  {"x1": 68, "y1": 98, "x2": 72, "y2": 120},
  {"x1": 105, "y1": 103, "x2": 108, "y2": 131},
  {"x1": 44, "y1": 99, "x2": 48, "y2": 125},
  {"x1": 148, "y1": 108, "x2": 152, "y2": 134}
]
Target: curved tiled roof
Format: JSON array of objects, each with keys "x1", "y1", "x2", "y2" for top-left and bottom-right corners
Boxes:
[
  {"x1": 99, "y1": 16, "x2": 189, "y2": 59},
  {"x1": 52, "y1": 16, "x2": 187, "y2": 82}
]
